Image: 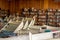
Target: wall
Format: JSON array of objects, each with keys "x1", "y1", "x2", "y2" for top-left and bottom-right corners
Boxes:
[
  {"x1": 44, "y1": 0, "x2": 49, "y2": 9},
  {"x1": 44, "y1": 0, "x2": 60, "y2": 9},
  {"x1": 48, "y1": 0, "x2": 58, "y2": 9},
  {"x1": 9, "y1": 0, "x2": 19, "y2": 13},
  {"x1": 18, "y1": 0, "x2": 44, "y2": 13},
  {"x1": 9, "y1": 0, "x2": 16, "y2": 13},
  {"x1": 9, "y1": 0, "x2": 44, "y2": 13},
  {"x1": 0, "y1": 0, "x2": 60, "y2": 13},
  {"x1": 0, "y1": 0, "x2": 8, "y2": 10},
  {"x1": 9, "y1": 0, "x2": 60, "y2": 13},
  {"x1": 19, "y1": 0, "x2": 44, "y2": 9}
]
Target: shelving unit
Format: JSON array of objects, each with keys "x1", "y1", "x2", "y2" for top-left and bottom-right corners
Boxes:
[
  {"x1": 21, "y1": 8, "x2": 37, "y2": 17},
  {"x1": 55, "y1": 10, "x2": 60, "y2": 27},
  {"x1": 21, "y1": 8, "x2": 60, "y2": 27},
  {"x1": 36, "y1": 9, "x2": 46, "y2": 25},
  {"x1": 47, "y1": 9, "x2": 57, "y2": 27}
]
